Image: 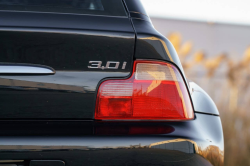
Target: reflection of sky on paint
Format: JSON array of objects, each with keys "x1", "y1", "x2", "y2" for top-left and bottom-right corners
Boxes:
[
  {"x1": 0, "y1": 72, "x2": 129, "y2": 92},
  {"x1": 0, "y1": 137, "x2": 223, "y2": 155},
  {"x1": 0, "y1": 137, "x2": 170, "y2": 148},
  {"x1": 142, "y1": 0, "x2": 250, "y2": 25}
]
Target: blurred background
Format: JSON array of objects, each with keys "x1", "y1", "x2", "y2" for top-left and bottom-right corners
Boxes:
[{"x1": 142, "y1": 0, "x2": 250, "y2": 165}]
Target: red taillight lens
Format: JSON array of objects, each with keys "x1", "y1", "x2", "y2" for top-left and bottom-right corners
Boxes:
[{"x1": 95, "y1": 60, "x2": 194, "y2": 120}]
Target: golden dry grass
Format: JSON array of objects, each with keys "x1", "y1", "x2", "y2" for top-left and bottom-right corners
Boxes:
[{"x1": 168, "y1": 32, "x2": 250, "y2": 166}]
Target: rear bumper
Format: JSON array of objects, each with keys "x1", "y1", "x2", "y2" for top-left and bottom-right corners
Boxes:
[{"x1": 0, "y1": 113, "x2": 224, "y2": 166}]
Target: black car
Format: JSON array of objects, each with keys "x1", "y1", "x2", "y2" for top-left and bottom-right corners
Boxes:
[{"x1": 0, "y1": 0, "x2": 224, "y2": 166}]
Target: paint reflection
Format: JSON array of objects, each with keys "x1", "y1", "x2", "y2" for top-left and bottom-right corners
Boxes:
[
  {"x1": 150, "y1": 138, "x2": 224, "y2": 166},
  {"x1": 150, "y1": 139, "x2": 196, "y2": 153}
]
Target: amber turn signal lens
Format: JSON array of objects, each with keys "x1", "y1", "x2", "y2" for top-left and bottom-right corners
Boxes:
[{"x1": 95, "y1": 60, "x2": 194, "y2": 120}]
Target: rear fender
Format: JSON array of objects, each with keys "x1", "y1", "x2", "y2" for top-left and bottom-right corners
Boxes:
[{"x1": 189, "y1": 82, "x2": 219, "y2": 115}]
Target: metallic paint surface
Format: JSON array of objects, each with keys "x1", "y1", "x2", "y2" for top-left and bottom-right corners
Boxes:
[
  {"x1": 125, "y1": 0, "x2": 148, "y2": 16},
  {"x1": 0, "y1": 13, "x2": 135, "y2": 119},
  {"x1": 190, "y1": 82, "x2": 220, "y2": 115},
  {"x1": 0, "y1": 72, "x2": 129, "y2": 119},
  {"x1": 0, "y1": 2, "x2": 224, "y2": 166},
  {"x1": 0, "y1": 113, "x2": 224, "y2": 166},
  {"x1": 131, "y1": 19, "x2": 185, "y2": 75}
]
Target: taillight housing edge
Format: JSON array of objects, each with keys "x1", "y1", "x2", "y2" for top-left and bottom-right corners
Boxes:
[{"x1": 95, "y1": 60, "x2": 194, "y2": 121}]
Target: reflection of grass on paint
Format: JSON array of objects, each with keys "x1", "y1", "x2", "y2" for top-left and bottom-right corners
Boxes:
[
  {"x1": 198, "y1": 145, "x2": 224, "y2": 166},
  {"x1": 168, "y1": 32, "x2": 250, "y2": 166}
]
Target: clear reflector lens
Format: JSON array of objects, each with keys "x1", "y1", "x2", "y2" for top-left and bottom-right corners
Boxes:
[
  {"x1": 136, "y1": 63, "x2": 182, "y2": 81},
  {"x1": 95, "y1": 60, "x2": 194, "y2": 120}
]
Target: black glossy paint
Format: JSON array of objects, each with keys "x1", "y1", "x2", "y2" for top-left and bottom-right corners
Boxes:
[
  {"x1": 0, "y1": 13, "x2": 135, "y2": 119},
  {"x1": 129, "y1": 12, "x2": 151, "y2": 22},
  {"x1": 0, "y1": 0, "x2": 127, "y2": 16},
  {"x1": 0, "y1": 11, "x2": 129, "y2": 30},
  {"x1": 131, "y1": 19, "x2": 185, "y2": 75},
  {"x1": 124, "y1": 0, "x2": 151, "y2": 22},
  {"x1": 0, "y1": 113, "x2": 224, "y2": 166},
  {"x1": 0, "y1": 72, "x2": 130, "y2": 119},
  {"x1": 0, "y1": 1, "x2": 224, "y2": 166},
  {"x1": 0, "y1": 30, "x2": 133, "y2": 71},
  {"x1": 30, "y1": 160, "x2": 65, "y2": 166},
  {"x1": 125, "y1": 0, "x2": 148, "y2": 16},
  {"x1": 190, "y1": 82, "x2": 220, "y2": 115}
]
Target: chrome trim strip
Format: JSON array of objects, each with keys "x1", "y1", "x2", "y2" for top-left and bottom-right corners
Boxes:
[{"x1": 0, "y1": 63, "x2": 55, "y2": 75}]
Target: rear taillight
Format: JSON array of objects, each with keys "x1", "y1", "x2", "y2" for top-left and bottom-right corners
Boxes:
[{"x1": 95, "y1": 60, "x2": 194, "y2": 120}]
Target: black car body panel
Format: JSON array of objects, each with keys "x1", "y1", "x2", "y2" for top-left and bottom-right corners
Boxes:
[
  {"x1": 131, "y1": 19, "x2": 186, "y2": 80},
  {"x1": 0, "y1": 12, "x2": 134, "y2": 119},
  {"x1": 0, "y1": 113, "x2": 223, "y2": 166},
  {"x1": 190, "y1": 82, "x2": 220, "y2": 115},
  {"x1": 0, "y1": 0, "x2": 127, "y2": 16},
  {"x1": 124, "y1": 0, "x2": 151, "y2": 22},
  {"x1": 125, "y1": 0, "x2": 148, "y2": 15},
  {"x1": 0, "y1": 0, "x2": 224, "y2": 165},
  {"x1": 125, "y1": 0, "x2": 184, "y2": 75}
]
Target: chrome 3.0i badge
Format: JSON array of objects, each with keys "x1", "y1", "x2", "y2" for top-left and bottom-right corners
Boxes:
[{"x1": 88, "y1": 61, "x2": 127, "y2": 70}]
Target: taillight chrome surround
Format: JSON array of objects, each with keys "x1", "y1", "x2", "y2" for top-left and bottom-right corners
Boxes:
[{"x1": 95, "y1": 60, "x2": 194, "y2": 121}]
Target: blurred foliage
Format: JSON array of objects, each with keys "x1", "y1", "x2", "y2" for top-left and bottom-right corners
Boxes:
[{"x1": 168, "y1": 32, "x2": 250, "y2": 166}]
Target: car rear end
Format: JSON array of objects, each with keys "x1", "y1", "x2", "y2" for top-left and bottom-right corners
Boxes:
[{"x1": 0, "y1": 0, "x2": 223, "y2": 166}]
